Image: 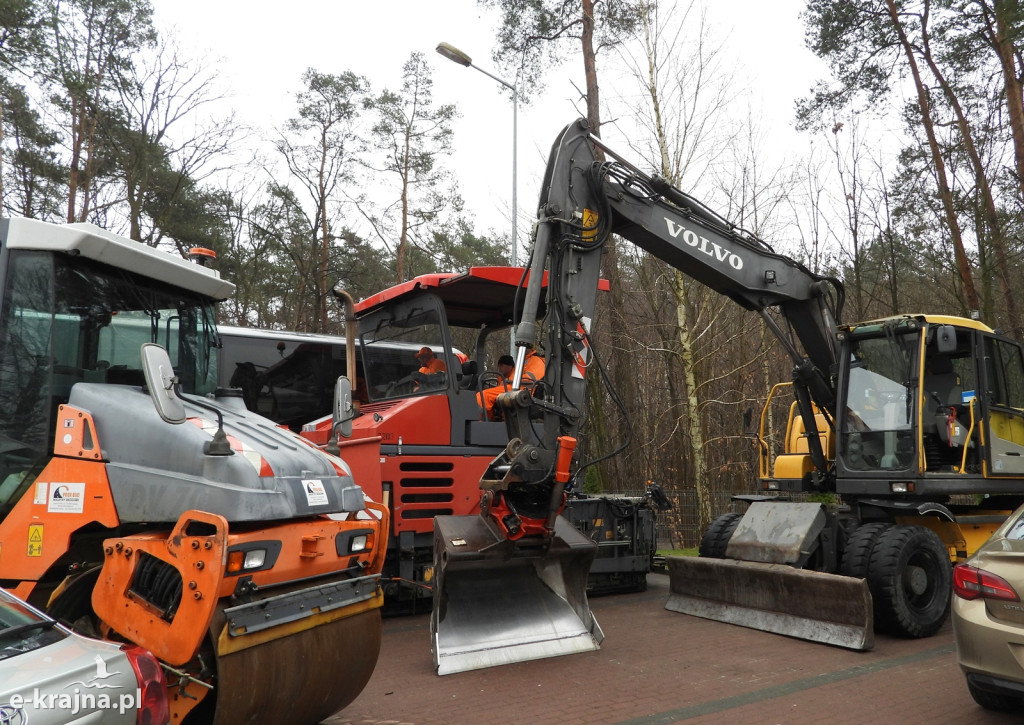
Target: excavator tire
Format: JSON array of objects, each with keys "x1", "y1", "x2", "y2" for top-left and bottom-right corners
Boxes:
[
  {"x1": 839, "y1": 523, "x2": 889, "y2": 579},
  {"x1": 867, "y1": 524, "x2": 951, "y2": 638},
  {"x1": 47, "y1": 566, "x2": 103, "y2": 637},
  {"x1": 698, "y1": 512, "x2": 742, "y2": 558}
]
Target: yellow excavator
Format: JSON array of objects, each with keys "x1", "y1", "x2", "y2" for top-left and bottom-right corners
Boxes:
[
  {"x1": 432, "y1": 118, "x2": 1024, "y2": 668},
  {"x1": 0, "y1": 218, "x2": 387, "y2": 722}
]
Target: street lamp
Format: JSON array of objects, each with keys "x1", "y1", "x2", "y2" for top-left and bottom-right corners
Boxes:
[{"x1": 436, "y1": 42, "x2": 518, "y2": 269}]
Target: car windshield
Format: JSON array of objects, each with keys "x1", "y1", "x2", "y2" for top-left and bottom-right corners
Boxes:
[{"x1": 0, "y1": 590, "x2": 64, "y2": 660}]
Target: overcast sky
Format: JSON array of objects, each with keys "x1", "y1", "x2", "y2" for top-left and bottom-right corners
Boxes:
[{"x1": 150, "y1": 0, "x2": 828, "y2": 252}]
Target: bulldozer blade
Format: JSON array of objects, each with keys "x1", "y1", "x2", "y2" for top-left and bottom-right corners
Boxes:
[
  {"x1": 665, "y1": 556, "x2": 874, "y2": 651},
  {"x1": 431, "y1": 514, "x2": 604, "y2": 675}
]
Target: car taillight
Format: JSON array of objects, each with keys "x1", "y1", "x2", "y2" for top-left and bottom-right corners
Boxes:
[
  {"x1": 121, "y1": 644, "x2": 170, "y2": 725},
  {"x1": 953, "y1": 563, "x2": 1020, "y2": 602}
]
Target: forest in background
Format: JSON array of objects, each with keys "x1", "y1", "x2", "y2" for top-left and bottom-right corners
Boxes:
[
  {"x1": 2, "y1": 0, "x2": 1022, "y2": 544},
  {"x1": 0, "y1": 0, "x2": 511, "y2": 331}
]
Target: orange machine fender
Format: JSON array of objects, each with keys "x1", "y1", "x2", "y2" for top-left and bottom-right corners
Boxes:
[
  {"x1": 0, "y1": 464, "x2": 120, "y2": 588},
  {"x1": 0, "y1": 405, "x2": 120, "y2": 590}
]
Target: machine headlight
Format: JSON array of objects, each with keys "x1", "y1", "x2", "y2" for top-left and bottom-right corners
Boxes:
[
  {"x1": 228, "y1": 548, "x2": 268, "y2": 572},
  {"x1": 335, "y1": 528, "x2": 376, "y2": 557},
  {"x1": 244, "y1": 549, "x2": 267, "y2": 568}
]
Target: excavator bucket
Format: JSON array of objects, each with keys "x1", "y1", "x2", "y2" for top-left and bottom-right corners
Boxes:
[
  {"x1": 430, "y1": 514, "x2": 604, "y2": 675},
  {"x1": 665, "y1": 556, "x2": 874, "y2": 650}
]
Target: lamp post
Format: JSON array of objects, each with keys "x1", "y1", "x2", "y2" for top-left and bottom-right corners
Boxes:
[{"x1": 436, "y1": 42, "x2": 518, "y2": 269}]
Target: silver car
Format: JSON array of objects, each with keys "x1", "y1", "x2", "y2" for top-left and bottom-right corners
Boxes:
[
  {"x1": 0, "y1": 588, "x2": 169, "y2": 724},
  {"x1": 952, "y1": 504, "x2": 1024, "y2": 711}
]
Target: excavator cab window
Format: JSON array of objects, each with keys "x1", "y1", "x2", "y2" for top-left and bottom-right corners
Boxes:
[
  {"x1": 918, "y1": 327, "x2": 979, "y2": 471},
  {"x1": 841, "y1": 332, "x2": 918, "y2": 472}
]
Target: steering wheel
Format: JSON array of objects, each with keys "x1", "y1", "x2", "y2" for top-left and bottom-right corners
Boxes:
[
  {"x1": 479, "y1": 370, "x2": 504, "y2": 390},
  {"x1": 384, "y1": 374, "x2": 418, "y2": 397}
]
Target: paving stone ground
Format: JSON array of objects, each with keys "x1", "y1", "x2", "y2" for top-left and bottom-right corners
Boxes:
[{"x1": 324, "y1": 573, "x2": 1021, "y2": 725}]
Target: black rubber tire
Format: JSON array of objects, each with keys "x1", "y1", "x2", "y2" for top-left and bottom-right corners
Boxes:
[
  {"x1": 698, "y1": 512, "x2": 742, "y2": 558},
  {"x1": 967, "y1": 678, "x2": 1024, "y2": 712},
  {"x1": 867, "y1": 524, "x2": 951, "y2": 637},
  {"x1": 839, "y1": 522, "x2": 889, "y2": 579},
  {"x1": 47, "y1": 566, "x2": 103, "y2": 637}
]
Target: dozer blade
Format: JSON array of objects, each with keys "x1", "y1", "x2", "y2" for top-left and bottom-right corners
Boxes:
[
  {"x1": 431, "y1": 514, "x2": 604, "y2": 675},
  {"x1": 665, "y1": 556, "x2": 874, "y2": 651}
]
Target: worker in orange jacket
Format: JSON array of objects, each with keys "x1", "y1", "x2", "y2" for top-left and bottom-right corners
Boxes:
[
  {"x1": 414, "y1": 346, "x2": 446, "y2": 375},
  {"x1": 412, "y1": 346, "x2": 447, "y2": 391},
  {"x1": 478, "y1": 349, "x2": 545, "y2": 420}
]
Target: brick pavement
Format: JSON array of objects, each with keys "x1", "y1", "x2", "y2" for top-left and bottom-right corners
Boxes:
[{"x1": 325, "y1": 574, "x2": 1021, "y2": 725}]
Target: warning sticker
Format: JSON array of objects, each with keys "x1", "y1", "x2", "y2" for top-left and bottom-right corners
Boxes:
[
  {"x1": 302, "y1": 479, "x2": 329, "y2": 506},
  {"x1": 27, "y1": 524, "x2": 43, "y2": 557},
  {"x1": 581, "y1": 208, "x2": 599, "y2": 242},
  {"x1": 47, "y1": 482, "x2": 85, "y2": 514}
]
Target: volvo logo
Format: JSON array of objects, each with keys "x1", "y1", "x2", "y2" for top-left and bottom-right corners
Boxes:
[{"x1": 665, "y1": 218, "x2": 744, "y2": 270}]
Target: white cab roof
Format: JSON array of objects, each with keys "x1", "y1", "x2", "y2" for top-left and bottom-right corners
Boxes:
[{"x1": 0, "y1": 217, "x2": 235, "y2": 301}]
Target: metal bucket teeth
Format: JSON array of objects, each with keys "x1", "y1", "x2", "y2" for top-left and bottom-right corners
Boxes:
[
  {"x1": 431, "y1": 515, "x2": 604, "y2": 675},
  {"x1": 665, "y1": 556, "x2": 874, "y2": 651}
]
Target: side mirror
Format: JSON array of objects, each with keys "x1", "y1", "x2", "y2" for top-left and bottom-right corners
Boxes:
[
  {"x1": 141, "y1": 343, "x2": 186, "y2": 424},
  {"x1": 324, "y1": 377, "x2": 354, "y2": 457},
  {"x1": 334, "y1": 376, "x2": 354, "y2": 439},
  {"x1": 935, "y1": 325, "x2": 957, "y2": 354}
]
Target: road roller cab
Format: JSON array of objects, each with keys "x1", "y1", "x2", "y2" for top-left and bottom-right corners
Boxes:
[{"x1": 0, "y1": 218, "x2": 388, "y2": 723}]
